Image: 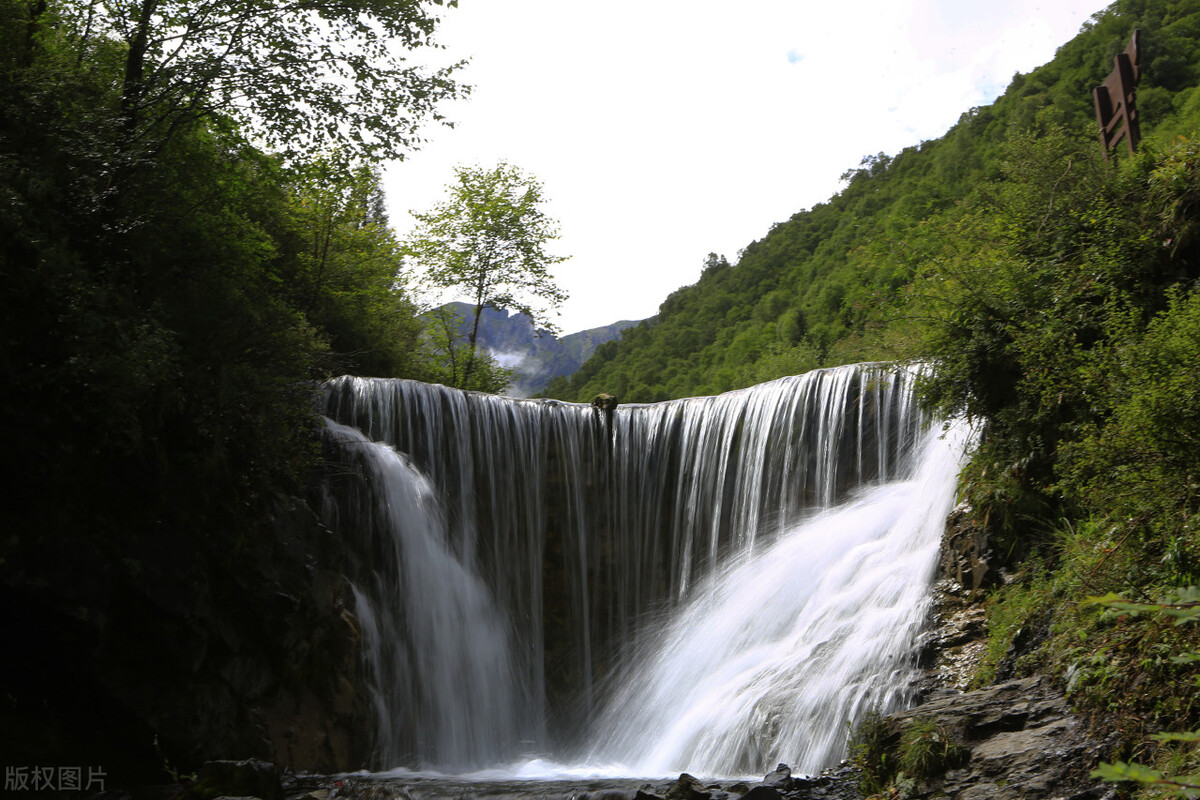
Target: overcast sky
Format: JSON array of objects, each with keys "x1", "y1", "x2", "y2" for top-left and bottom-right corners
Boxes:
[{"x1": 383, "y1": 0, "x2": 1111, "y2": 335}]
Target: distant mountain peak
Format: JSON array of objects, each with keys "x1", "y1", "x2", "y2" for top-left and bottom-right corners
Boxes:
[{"x1": 431, "y1": 303, "x2": 640, "y2": 396}]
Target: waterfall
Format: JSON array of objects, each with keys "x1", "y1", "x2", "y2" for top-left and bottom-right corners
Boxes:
[{"x1": 319, "y1": 363, "x2": 971, "y2": 776}]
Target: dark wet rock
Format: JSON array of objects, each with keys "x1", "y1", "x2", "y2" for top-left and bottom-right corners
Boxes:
[
  {"x1": 591, "y1": 393, "x2": 619, "y2": 412},
  {"x1": 917, "y1": 583, "x2": 988, "y2": 695},
  {"x1": 666, "y1": 774, "x2": 712, "y2": 800},
  {"x1": 783, "y1": 763, "x2": 863, "y2": 800},
  {"x1": 914, "y1": 506, "x2": 998, "y2": 696},
  {"x1": 762, "y1": 763, "x2": 792, "y2": 790},
  {"x1": 582, "y1": 791, "x2": 636, "y2": 800},
  {"x1": 741, "y1": 786, "x2": 782, "y2": 800},
  {"x1": 939, "y1": 505, "x2": 1000, "y2": 598},
  {"x1": 196, "y1": 758, "x2": 283, "y2": 800}
]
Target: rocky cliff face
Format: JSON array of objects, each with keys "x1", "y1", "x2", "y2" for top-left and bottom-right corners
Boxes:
[
  {"x1": 881, "y1": 676, "x2": 1111, "y2": 800},
  {"x1": 851, "y1": 510, "x2": 1115, "y2": 800}
]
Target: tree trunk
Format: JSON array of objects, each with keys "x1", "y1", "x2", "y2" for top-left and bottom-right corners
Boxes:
[
  {"x1": 22, "y1": 0, "x2": 47, "y2": 68},
  {"x1": 463, "y1": 302, "x2": 484, "y2": 389},
  {"x1": 121, "y1": 0, "x2": 159, "y2": 131}
]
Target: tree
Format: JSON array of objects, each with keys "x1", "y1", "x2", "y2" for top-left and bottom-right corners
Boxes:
[
  {"x1": 403, "y1": 161, "x2": 568, "y2": 389},
  {"x1": 283, "y1": 160, "x2": 426, "y2": 376},
  {"x1": 10, "y1": 0, "x2": 465, "y2": 165},
  {"x1": 418, "y1": 305, "x2": 513, "y2": 392}
]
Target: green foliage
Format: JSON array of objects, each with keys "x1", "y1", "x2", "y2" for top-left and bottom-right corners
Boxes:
[
  {"x1": 1059, "y1": 286, "x2": 1200, "y2": 584},
  {"x1": 24, "y1": 0, "x2": 463, "y2": 164},
  {"x1": 1089, "y1": 592, "x2": 1200, "y2": 798},
  {"x1": 1087, "y1": 588, "x2": 1200, "y2": 625},
  {"x1": 282, "y1": 160, "x2": 426, "y2": 377},
  {"x1": 848, "y1": 712, "x2": 966, "y2": 798},
  {"x1": 897, "y1": 718, "x2": 967, "y2": 780},
  {"x1": 848, "y1": 710, "x2": 895, "y2": 796},
  {"x1": 418, "y1": 305, "x2": 514, "y2": 393},
  {"x1": 0, "y1": 0, "x2": 454, "y2": 567},
  {"x1": 970, "y1": 562, "x2": 1056, "y2": 687},
  {"x1": 912, "y1": 127, "x2": 1200, "y2": 555},
  {"x1": 1091, "y1": 759, "x2": 1198, "y2": 794}
]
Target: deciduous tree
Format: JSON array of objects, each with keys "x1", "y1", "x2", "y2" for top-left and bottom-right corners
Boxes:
[{"x1": 403, "y1": 162, "x2": 568, "y2": 389}]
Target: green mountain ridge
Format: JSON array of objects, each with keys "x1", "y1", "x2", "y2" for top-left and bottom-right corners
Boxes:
[{"x1": 546, "y1": 0, "x2": 1200, "y2": 403}]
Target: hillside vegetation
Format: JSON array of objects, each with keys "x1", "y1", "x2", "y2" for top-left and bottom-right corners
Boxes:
[
  {"x1": 0, "y1": 0, "x2": 467, "y2": 774},
  {"x1": 547, "y1": 0, "x2": 1200, "y2": 403}
]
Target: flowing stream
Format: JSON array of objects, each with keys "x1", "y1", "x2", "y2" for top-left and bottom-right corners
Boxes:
[{"x1": 318, "y1": 363, "x2": 971, "y2": 779}]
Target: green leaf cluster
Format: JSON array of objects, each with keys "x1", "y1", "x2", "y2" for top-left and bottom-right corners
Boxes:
[
  {"x1": 848, "y1": 713, "x2": 967, "y2": 799},
  {"x1": 1089, "y1": 593, "x2": 1200, "y2": 797}
]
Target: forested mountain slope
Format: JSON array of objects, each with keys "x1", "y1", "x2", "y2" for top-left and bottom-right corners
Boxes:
[{"x1": 546, "y1": 0, "x2": 1200, "y2": 403}]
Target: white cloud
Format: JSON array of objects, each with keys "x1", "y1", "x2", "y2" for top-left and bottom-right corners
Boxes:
[{"x1": 384, "y1": 0, "x2": 1109, "y2": 334}]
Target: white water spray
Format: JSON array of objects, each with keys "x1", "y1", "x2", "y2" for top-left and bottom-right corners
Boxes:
[{"x1": 587, "y1": 419, "x2": 971, "y2": 777}]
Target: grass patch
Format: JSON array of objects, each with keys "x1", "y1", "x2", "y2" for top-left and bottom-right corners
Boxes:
[
  {"x1": 848, "y1": 709, "x2": 894, "y2": 796},
  {"x1": 848, "y1": 713, "x2": 968, "y2": 798},
  {"x1": 898, "y1": 717, "x2": 968, "y2": 780}
]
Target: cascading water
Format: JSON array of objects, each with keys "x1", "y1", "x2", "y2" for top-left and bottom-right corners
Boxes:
[
  {"x1": 318, "y1": 363, "x2": 972, "y2": 777},
  {"x1": 318, "y1": 421, "x2": 526, "y2": 769},
  {"x1": 587, "y1": 418, "x2": 971, "y2": 777}
]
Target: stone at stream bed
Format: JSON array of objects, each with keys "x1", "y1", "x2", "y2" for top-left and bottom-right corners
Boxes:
[
  {"x1": 762, "y1": 764, "x2": 793, "y2": 791},
  {"x1": 665, "y1": 773, "x2": 711, "y2": 800},
  {"x1": 739, "y1": 787, "x2": 782, "y2": 800},
  {"x1": 786, "y1": 763, "x2": 864, "y2": 800},
  {"x1": 195, "y1": 758, "x2": 283, "y2": 800}
]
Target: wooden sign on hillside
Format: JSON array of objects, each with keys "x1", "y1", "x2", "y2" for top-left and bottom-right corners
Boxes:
[{"x1": 1093, "y1": 29, "x2": 1141, "y2": 157}]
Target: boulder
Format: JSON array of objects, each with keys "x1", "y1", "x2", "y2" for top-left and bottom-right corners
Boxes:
[
  {"x1": 591, "y1": 393, "x2": 619, "y2": 412},
  {"x1": 740, "y1": 786, "x2": 782, "y2": 800},
  {"x1": 666, "y1": 773, "x2": 712, "y2": 800},
  {"x1": 762, "y1": 763, "x2": 792, "y2": 790}
]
